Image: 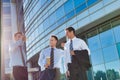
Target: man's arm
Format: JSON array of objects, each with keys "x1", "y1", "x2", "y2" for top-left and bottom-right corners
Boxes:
[
  {"x1": 80, "y1": 39, "x2": 90, "y2": 55},
  {"x1": 38, "y1": 50, "x2": 46, "y2": 71}
]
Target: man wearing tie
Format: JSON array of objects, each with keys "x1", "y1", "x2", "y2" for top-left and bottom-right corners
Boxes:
[
  {"x1": 9, "y1": 32, "x2": 28, "y2": 80},
  {"x1": 38, "y1": 35, "x2": 64, "y2": 80},
  {"x1": 64, "y1": 27, "x2": 91, "y2": 80}
]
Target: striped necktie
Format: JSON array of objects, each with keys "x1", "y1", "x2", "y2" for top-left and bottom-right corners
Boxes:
[
  {"x1": 50, "y1": 48, "x2": 54, "y2": 69},
  {"x1": 70, "y1": 40, "x2": 73, "y2": 51}
]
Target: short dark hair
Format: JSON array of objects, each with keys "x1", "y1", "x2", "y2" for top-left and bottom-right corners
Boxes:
[
  {"x1": 66, "y1": 27, "x2": 75, "y2": 34},
  {"x1": 51, "y1": 35, "x2": 58, "y2": 42},
  {"x1": 62, "y1": 41, "x2": 66, "y2": 43},
  {"x1": 14, "y1": 32, "x2": 22, "y2": 37}
]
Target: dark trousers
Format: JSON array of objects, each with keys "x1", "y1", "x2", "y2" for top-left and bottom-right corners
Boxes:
[
  {"x1": 54, "y1": 68, "x2": 60, "y2": 80},
  {"x1": 13, "y1": 66, "x2": 28, "y2": 80},
  {"x1": 68, "y1": 63, "x2": 87, "y2": 80}
]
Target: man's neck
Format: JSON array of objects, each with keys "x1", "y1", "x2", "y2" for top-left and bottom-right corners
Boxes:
[
  {"x1": 70, "y1": 35, "x2": 75, "y2": 40},
  {"x1": 50, "y1": 46, "x2": 56, "y2": 48}
]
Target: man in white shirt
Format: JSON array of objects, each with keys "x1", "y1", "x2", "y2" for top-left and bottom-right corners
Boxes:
[
  {"x1": 38, "y1": 35, "x2": 64, "y2": 80},
  {"x1": 64, "y1": 27, "x2": 91, "y2": 80},
  {"x1": 9, "y1": 32, "x2": 28, "y2": 80}
]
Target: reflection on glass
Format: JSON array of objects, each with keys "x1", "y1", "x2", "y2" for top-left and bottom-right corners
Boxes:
[
  {"x1": 102, "y1": 45, "x2": 119, "y2": 63},
  {"x1": 93, "y1": 64, "x2": 107, "y2": 80},
  {"x1": 116, "y1": 43, "x2": 120, "y2": 58},
  {"x1": 64, "y1": 0, "x2": 74, "y2": 14},
  {"x1": 87, "y1": 0, "x2": 98, "y2": 6},
  {"x1": 113, "y1": 25, "x2": 120, "y2": 43},
  {"x1": 74, "y1": 0, "x2": 85, "y2": 8},
  {"x1": 49, "y1": 12, "x2": 56, "y2": 26},
  {"x1": 100, "y1": 29, "x2": 115, "y2": 47},
  {"x1": 91, "y1": 50, "x2": 104, "y2": 65},
  {"x1": 105, "y1": 61, "x2": 120, "y2": 80},
  {"x1": 75, "y1": 3, "x2": 87, "y2": 14},
  {"x1": 56, "y1": 6, "x2": 65, "y2": 21},
  {"x1": 88, "y1": 35, "x2": 101, "y2": 51}
]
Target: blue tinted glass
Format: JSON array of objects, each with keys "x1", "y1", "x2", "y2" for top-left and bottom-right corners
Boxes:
[
  {"x1": 100, "y1": 29, "x2": 115, "y2": 47},
  {"x1": 88, "y1": 35, "x2": 101, "y2": 51},
  {"x1": 105, "y1": 61, "x2": 120, "y2": 80},
  {"x1": 56, "y1": 6, "x2": 65, "y2": 21},
  {"x1": 75, "y1": 3, "x2": 87, "y2": 14},
  {"x1": 91, "y1": 50, "x2": 104, "y2": 65},
  {"x1": 64, "y1": 10, "x2": 75, "y2": 21},
  {"x1": 57, "y1": 18, "x2": 65, "y2": 26},
  {"x1": 38, "y1": 23, "x2": 44, "y2": 35},
  {"x1": 87, "y1": 0, "x2": 98, "y2": 6},
  {"x1": 64, "y1": 0, "x2": 74, "y2": 14},
  {"x1": 43, "y1": 18, "x2": 50, "y2": 30},
  {"x1": 102, "y1": 45, "x2": 119, "y2": 62},
  {"x1": 93, "y1": 64, "x2": 107, "y2": 80},
  {"x1": 74, "y1": 0, "x2": 85, "y2": 8},
  {"x1": 113, "y1": 25, "x2": 120, "y2": 43},
  {"x1": 49, "y1": 12, "x2": 56, "y2": 26},
  {"x1": 116, "y1": 43, "x2": 120, "y2": 58}
]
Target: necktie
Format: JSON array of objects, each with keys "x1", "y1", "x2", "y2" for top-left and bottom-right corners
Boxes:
[
  {"x1": 50, "y1": 48, "x2": 54, "y2": 69},
  {"x1": 69, "y1": 40, "x2": 73, "y2": 51},
  {"x1": 69, "y1": 40, "x2": 73, "y2": 60},
  {"x1": 19, "y1": 46, "x2": 26, "y2": 66}
]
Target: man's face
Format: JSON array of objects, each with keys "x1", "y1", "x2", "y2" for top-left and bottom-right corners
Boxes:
[
  {"x1": 15, "y1": 34, "x2": 22, "y2": 41},
  {"x1": 65, "y1": 30, "x2": 72, "y2": 39},
  {"x1": 49, "y1": 37, "x2": 57, "y2": 47},
  {"x1": 61, "y1": 43, "x2": 65, "y2": 48}
]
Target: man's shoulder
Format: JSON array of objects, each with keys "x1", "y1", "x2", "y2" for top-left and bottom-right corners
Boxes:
[{"x1": 75, "y1": 37, "x2": 84, "y2": 42}]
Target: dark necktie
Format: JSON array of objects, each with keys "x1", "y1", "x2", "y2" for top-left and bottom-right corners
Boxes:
[
  {"x1": 70, "y1": 40, "x2": 73, "y2": 51},
  {"x1": 19, "y1": 46, "x2": 26, "y2": 66},
  {"x1": 50, "y1": 48, "x2": 54, "y2": 69}
]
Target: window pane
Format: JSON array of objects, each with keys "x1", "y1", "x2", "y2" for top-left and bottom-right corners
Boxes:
[
  {"x1": 93, "y1": 64, "x2": 107, "y2": 80},
  {"x1": 43, "y1": 18, "x2": 50, "y2": 30},
  {"x1": 64, "y1": 0, "x2": 74, "y2": 14},
  {"x1": 105, "y1": 61, "x2": 120, "y2": 80},
  {"x1": 116, "y1": 43, "x2": 120, "y2": 58},
  {"x1": 102, "y1": 45, "x2": 119, "y2": 63},
  {"x1": 113, "y1": 25, "x2": 120, "y2": 43},
  {"x1": 88, "y1": 35, "x2": 101, "y2": 51},
  {"x1": 74, "y1": 0, "x2": 85, "y2": 8},
  {"x1": 87, "y1": 0, "x2": 98, "y2": 6},
  {"x1": 49, "y1": 12, "x2": 56, "y2": 26},
  {"x1": 100, "y1": 29, "x2": 115, "y2": 47},
  {"x1": 75, "y1": 3, "x2": 87, "y2": 14},
  {"x1": 56, "y1": 6, "x2": 65, "y2": 21},
  {"x1": 91, "y1": 50, "x2": 104, "y2": 65},
  {"x1": 64, "y1": 10, "x2": 75, "y2": 21}
]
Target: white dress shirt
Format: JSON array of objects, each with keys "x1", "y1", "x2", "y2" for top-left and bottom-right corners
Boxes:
[
  {"x1": 38, "y1": 47, "x2": 64, "y2": 71},
  {"x1": 9, "y1": 40, "x2": 27, "y2": 67},
  {"x1": 64, "y1": 37, "x2": 90, "y2": 70}
]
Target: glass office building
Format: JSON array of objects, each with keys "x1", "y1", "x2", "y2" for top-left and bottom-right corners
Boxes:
[{"x1": 23, "y1": 0, "x2": 120, "y2": 80}]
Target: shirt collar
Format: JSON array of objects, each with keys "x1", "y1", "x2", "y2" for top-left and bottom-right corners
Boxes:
[{"x1": 68, "y1": 36, "x2": 76, "y2": 41}]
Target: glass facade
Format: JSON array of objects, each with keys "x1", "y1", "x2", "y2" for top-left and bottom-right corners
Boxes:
[
  {"x1": 23, "y1": 0, "x2": 100, "y2": 60},
  {"x1": 23, "y1": 0, "x2": 120, "y2": 80},
  {"x1": 86, "y1": 17, "x2": 120, "y2": 80}
]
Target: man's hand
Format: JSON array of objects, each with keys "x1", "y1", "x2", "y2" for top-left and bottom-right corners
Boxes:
[
  {"x1": 22, "y1": 35, "x2": 26, "y2": 42},
  {"x1": 44, "y1": 64, "x2": 49, "y2": 68},
  {"x1": 66, "y1": 70, "x2": 70, "y2": 78},
  {"x1": 70, "y1": 51, "x2": 75, "y2": 55}
]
